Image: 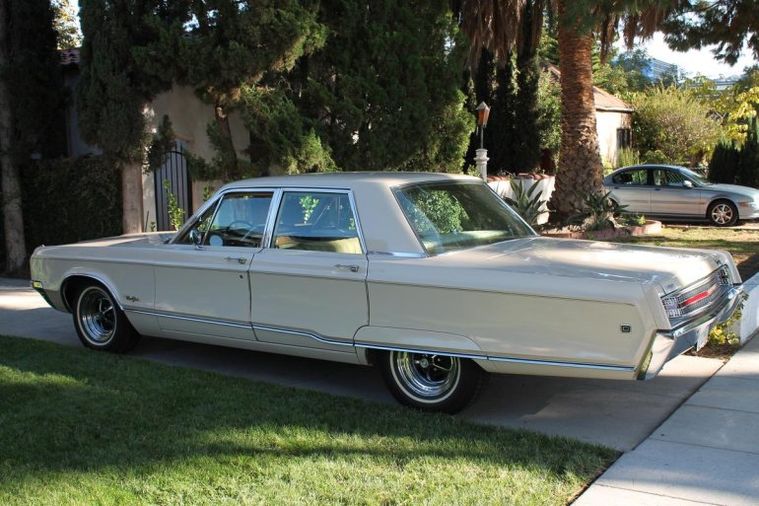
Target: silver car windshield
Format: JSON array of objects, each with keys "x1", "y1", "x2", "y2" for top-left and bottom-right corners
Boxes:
[{"x1": 395, "y1": 182, "x2": 536, "y2": 255}]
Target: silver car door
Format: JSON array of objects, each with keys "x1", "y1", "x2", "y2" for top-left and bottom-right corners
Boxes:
[
  {"x1": 650, "y1": 169, "x2": 705, "y2": 216},
  {"x1": 608, "y1": 168, "x2": 651, "y2": 213}
]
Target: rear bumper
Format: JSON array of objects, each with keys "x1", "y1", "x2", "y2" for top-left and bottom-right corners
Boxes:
[{"x1": 640, "y1": 284, "x2": 744, "y2": 380}]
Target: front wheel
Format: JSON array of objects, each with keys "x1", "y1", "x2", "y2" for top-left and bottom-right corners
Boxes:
[
  {"x1": 708, "y1": 200, "x2": 738, "y2": 227},
  {"x1": 73, "y1": 284, "x2": 141, "y2": 353},
  {"x1": 379, "y1": 350, "x2": 484, "y2": 413}
]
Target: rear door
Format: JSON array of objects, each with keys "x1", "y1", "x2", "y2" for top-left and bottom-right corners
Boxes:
[
  {"x1": 249, "y1": 189, "x2": 368, "y2": 351},
  {"x1": 608, "y1": 168, "x2": 651, "y2": 213}
]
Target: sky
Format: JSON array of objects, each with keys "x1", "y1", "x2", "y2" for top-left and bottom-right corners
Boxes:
[{"x1": 623, "y1": 32, "x2": 757, "y2": 79}]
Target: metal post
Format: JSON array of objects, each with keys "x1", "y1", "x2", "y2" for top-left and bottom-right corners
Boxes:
[{"x1": 474, "y1": 147, "x2": 489, "y2": 181}]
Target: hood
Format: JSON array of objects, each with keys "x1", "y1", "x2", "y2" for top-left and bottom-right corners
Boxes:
[
  {"x1": 44, "y1": 232, "x2": 175, "y2": 249},
  {"x1": 704, "y1": 183, "x2": 759, "y2": 200},
  {"x1": 435, "y1": 237, "x2": 729, "y2": 294}
]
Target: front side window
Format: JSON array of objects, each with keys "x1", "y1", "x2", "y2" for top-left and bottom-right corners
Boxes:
[
  {"x1": 395, "y1": 182, "x2": 534, "y2": 255},
  {"x1": 272, "y1": 191, "x2": 362, "y2": 254},
  {"x1": 654, "y1": 169, "x2": 687, "y2": 187},
  {"x1": 203, "y1": 192, "x2": 273, "y2": 247},
  {"x1": 612, "y1": 169, "x2": 648, "y2": 185}
]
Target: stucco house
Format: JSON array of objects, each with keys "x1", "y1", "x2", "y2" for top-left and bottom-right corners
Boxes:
[
  {"x1": 61, "y1": 48, "x2": 249, "y2": 231},
  {"x1": 545, "y1": 64, "x2": 633, "y2": 166}
]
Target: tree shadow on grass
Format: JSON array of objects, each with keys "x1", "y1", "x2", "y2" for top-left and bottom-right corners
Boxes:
[{"x1": 0, "y1": 336, "x2": 615, "y2": 500}]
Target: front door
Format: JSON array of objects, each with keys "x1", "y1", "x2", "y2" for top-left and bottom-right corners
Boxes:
[
  {"x1": 153, "y1": 190, "x2": 274, "y2": 340},
  {"x1": 650, "y1": 168, "x2": 705, "y2": 216},
  {"x1": 250, "y1": 190, "x2": 368, "y2": 351}
]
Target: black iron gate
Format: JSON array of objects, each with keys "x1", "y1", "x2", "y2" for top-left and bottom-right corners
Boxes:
[{"x1": 155, "y1": 142, "x2": 192, "y2": 231}]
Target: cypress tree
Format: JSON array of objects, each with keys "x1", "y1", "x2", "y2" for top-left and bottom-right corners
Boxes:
[
  {"x1": 736, "y1": 117, "x2": 759, "y2": 188},
  {"x1": 709, "y1": 140, "x2": 740, "y2": 184},
  {"x1": 300, "y1": 0, "x2": 472, "y2": 172},
  {"x1": 0, "y1": 0, "x2": 64, "y2": 272}
]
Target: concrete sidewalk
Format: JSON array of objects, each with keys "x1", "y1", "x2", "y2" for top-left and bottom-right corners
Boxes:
[
  {"x1": 0, "y1": 278, "x2": 722, "y2": 451},
  {"x1": 577, "y1": 334, "x2": 759, "y2": 505}
]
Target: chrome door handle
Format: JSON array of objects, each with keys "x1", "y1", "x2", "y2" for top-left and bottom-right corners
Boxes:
[
  {"x1": 335, "y1": 264, "x2": 360, "y2": 273},
  {"x1": 225, "y1": 256, "x2": 248, "y2": 265}
]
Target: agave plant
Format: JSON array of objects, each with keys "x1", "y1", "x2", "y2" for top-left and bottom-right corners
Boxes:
[
  {"x1": 503, "y1": 179, "x2": 546, "y2": 227},
  {"x1": 569, "y1": 191, "x2": 628, "y2": 231}
]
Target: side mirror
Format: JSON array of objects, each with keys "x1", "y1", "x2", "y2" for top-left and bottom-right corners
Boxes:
[
  {"x1": 683, "y1": 180, "x2": 694, "y2": 189},
  {"x1": 188, "y1": 228, "x2": 203, "y2": 249}
]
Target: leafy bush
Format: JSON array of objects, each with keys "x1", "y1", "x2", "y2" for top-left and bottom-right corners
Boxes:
[
  {"x1": 615, "y1": 147, "x2": 640, "y2": 168},
  {"x1": 632, "y1": 86, "x2": 722, "y2": 165},
  {"x1": 708, "y1": 140, "x2": 741, "y2": 183},
  {"x1": 504, "y1": 179, "x2": 546, "y2": 226},
  {"x1": 21, "y1": 156, "x2": 122, "y2": 251}
]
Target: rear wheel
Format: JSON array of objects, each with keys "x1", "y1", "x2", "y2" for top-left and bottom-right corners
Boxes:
[
  {"x1": 379, "y1": 350, "x2": 484, "y2": 413},
  {"x1": 73, "y1": 284, "x2": 140, "y2": 353},
  {"x1": 708, "y1": 200, "x2": 738, "y2": 227}
]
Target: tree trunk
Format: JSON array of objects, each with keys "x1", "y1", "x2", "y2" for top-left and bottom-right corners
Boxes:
[
  {"x1": 121, "y1": 161, "x2": 143, "y2": 234},
  {"x1": 550, "y1": 0, "x2": 603, "y2": 220},
  {"x1": 0, "y1": 0, "x2": 26, "y2": 273},
  {"x1": 214, "y1": 103, "x2": 239, "y2": 181}
]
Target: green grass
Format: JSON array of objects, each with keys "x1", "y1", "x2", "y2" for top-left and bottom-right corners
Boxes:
[
  {"x1": 611, "y1": 225, "x2": 759, "y2": 280},
  {"x1": 0, "y1": 336, "x2": 616, "y2": 505}
]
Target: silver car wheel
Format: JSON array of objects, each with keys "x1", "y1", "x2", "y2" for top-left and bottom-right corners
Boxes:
[
  {"x1": 390, "y1": 351, "x2": 461, "y2": 403},
  {"x1": 710, "y1": 203, "x2": 734, "y2": 225},
  {"x1": 77, "y1": 287, "x2": 117, "y2": 345}
]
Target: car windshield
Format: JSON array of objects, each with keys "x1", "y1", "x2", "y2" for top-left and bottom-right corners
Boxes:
[
  {"x1": 395, "y1": 182, "x2": 535, "y2": 255},
  {"x1": 680, "y1": 168, "x2": 710, "y2": 186}
]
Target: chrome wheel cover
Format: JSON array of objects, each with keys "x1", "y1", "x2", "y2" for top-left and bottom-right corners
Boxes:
[
  {"x1": 78, "y1": 287, "x2": 116, "y2": 345},
  {"x1": 711, "y1": 203, "x2": 734, "y2": 225},
  {"x1": 391, "y1": 351, "x2": 461, "y2": 402}
]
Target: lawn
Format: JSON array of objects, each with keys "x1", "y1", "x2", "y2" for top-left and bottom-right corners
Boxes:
[
  {"x1": 611, "y1": 225, "x2": 759, "y2": 280},
  {"x1": 0, "y1": 336, "x2": 615, "y2": 505}
]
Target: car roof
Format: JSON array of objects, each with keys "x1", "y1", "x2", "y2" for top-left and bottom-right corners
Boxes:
[
  {"x1": 221, "y1": 171, "x2": 480, "y2": 191},
  {"x1": 613, "y1": 164, "x2": 687, "y2": 173}
]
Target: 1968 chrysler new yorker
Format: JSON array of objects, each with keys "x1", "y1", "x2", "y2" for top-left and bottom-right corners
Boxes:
[{"x1": 31, "y1": 173, "x2": 744, "y2": 412}]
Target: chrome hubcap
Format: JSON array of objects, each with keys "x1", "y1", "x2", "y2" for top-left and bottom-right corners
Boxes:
[
  {"x1": 78, "y1": 288, "x2": 116, "y2": 344},
  {"x1": 392, "y1": 351, "x2": 460, "y2": 400},
  {"x1": 711, "y1": 204, "x2": 733, "y2": 225}
]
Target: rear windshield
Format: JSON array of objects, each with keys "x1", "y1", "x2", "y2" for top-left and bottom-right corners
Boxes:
[{"x1": 395, "y1": 182, "x2": 535, "y2": 255}]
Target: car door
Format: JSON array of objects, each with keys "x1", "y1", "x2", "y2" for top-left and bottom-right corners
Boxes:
[
  {"x1": 608, "y1": 168, "x2": 651, "y2": 213},
  {"x1": 249, "y1": 189, "x2": 368, "y2": 351},
  {"x1": 153, "y1": 190, "x2": 274, "y2": 340},
  {"x1": 650, "y1": 168, "x2": 705, "y2": 216}
]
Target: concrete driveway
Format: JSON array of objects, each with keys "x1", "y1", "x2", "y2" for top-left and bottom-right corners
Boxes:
[{"x1": 0, "y1": 278, "x2": 722, "y2": 451}]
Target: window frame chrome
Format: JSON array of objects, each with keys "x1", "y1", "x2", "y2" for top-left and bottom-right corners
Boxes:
[{"x1": 265, "y1": 186, "x2": 368, "y2": 255}]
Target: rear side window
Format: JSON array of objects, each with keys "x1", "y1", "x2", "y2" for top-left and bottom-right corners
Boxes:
[
  {"x1": 612, "y1": 169, "x2": 648, "y2": 185},
  {"x1": 272, "y1": 191, "x2": 362, "y2": 254}
]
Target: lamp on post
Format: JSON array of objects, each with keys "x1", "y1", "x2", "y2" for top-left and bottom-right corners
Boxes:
[{"x1": 474, "y1": 102, "x2": 490, "y2": 181}]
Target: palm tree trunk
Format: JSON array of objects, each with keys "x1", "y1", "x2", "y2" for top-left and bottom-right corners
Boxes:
[
  {"x1": 0, "y1": 0, "x2": 27, "y2": 273},
  {"x1": 550, "y1": 0, "x2": 603, "y2": 220}
]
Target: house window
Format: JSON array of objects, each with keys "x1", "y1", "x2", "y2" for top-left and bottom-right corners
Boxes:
[{"x1": 617, "y1": 128, "x2": 632, "y2": 149}]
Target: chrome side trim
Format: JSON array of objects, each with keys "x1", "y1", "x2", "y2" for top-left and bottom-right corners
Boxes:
[
  {"x1": 253, "y1": 323, "x2": 354, "y2": 347},
  {"x1": 123, "y1": 307, "x2": 635, "y2": 374},
  {"x1": 367, "y1": 251, "x2": 426, "y2": 258},
  {"x1": 126, "y1": 308, "x2": 252, "y2": 330},
  {"x1": 354, "y1": 342, "x2": 633, "y2": 372},
  {"x1": 486, "y1": 355, "x2": 634, "y2": 372},
  {"x1": 354, "y1": 343, "x2": 488, "y2": 360}
]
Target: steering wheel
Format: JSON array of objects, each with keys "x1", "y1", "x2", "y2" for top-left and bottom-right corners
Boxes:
[{"x1": 225, "y1": 220, "x2": 264, "y2": 243}]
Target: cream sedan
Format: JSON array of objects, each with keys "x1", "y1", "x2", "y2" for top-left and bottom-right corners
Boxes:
[{"x1": 30, "y1": 173, "x2": 744, "y2": 412}]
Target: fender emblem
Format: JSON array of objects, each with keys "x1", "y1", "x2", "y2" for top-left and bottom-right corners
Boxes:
[
  {"x1": 125, "y1": 295, "x2": 139, "y2": 302},
  {"x1": 620, "y1": 324, "x2": 632, "y2": 333}
]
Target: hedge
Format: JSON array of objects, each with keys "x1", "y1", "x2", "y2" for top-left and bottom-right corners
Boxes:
[{"x1": 21, "y1": 155, "x2": 122, "y2": 253}]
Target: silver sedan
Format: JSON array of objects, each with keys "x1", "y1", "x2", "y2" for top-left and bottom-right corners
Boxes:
[{"x1": 604, "y1": 164, "x2": 759, "y2": 226}]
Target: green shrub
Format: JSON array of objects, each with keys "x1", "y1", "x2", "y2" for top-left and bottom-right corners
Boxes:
[
  {"x1": 503, "y1": 179, "x2": 545, "y2": 227},
  {"x1": 616, "y1": 147, "x2": 640, "y2": 168},
  {"x1": 22, "y1": 156, "x2": 122, "y2": 251},
  {"x1": 708, "y1": 140, "x2": 740, "y2": 183}
]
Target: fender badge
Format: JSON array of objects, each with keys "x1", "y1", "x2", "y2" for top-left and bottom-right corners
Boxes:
[
  {"x1": 620, "y1": 324, "x2": 632, "y2": 333},
  {"x1": 125, "y1": 295, "x2": 139, "y2": 302}
]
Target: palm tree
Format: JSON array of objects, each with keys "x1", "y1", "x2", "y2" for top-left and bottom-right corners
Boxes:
[
  {"x1": 458, "y1": 0, "x2": 673, "y2": 219},
  {"x1": 551, "y1": 1, "x2": 673, "y2": 218}
]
